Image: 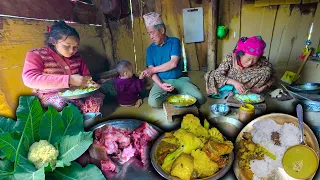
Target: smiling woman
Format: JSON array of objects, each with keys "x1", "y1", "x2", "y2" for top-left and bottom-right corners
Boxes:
[
  {"x1": 22, "y1": 21, "x2": 104, "y2": 113},
  {"x1": 204, "y1": 36, "x2": 275, "y2": 96}
]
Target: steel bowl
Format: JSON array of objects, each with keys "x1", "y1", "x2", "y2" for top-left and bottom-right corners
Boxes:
[
  {"x1": 150, "y1": 133, "x2": 234, "y2": 180},
  {"x1": 287, "y1": 82, "x2": 320, "y2": 94},
  {"x1": 210, "y1": 117, "x2": 244, "y2": 141},
  {"x1": 167, "y1": 94, "x2": 197, "y2": 108},
  {"x1": 210, "y1": 104, "x2": 230, "y2": 116}
]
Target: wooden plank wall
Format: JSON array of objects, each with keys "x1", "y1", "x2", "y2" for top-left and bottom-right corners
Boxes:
[
  {"x1": 0, "y1": 18, "x2": 108, "y2": 113},
  {"x1": 107, "y1": 0, "x2": 212, "y2": 72},
  {"x1": 0, "y1": 0, "x2": 98, "y2": 24},
  {"x1": 218, "y1": 1, "x2": 320, "y2": 79}
]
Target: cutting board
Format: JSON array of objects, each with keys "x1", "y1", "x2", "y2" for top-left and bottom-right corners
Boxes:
[{"x1": 183, "y1": 7, "x2": 204, "y2": 43}]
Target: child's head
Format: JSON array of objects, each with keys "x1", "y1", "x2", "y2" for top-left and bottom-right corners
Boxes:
[
  {"x1": 116, "y1": 60, "x2": 133, "y2": 78},
  {"x1": 45, "y1": 21, "x2": 80, "y2": 58}
]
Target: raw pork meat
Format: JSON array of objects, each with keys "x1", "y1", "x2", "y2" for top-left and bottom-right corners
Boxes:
[
  {"x1": 101, "y1": 158, "x2": 116, "y2": 171},
  {"x1": 131, "y1": 122, "x2": 159, "y2": 165},
  {"x1": 91, "y1": 122, "x2": 159, "y2": 173}
]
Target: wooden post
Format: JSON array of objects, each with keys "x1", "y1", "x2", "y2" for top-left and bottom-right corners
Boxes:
[
  {"x1": 92, "y1": 0, "x2": 116, "y2": 68},
  {"x1": 207, "y1": 0, "x2": 218, "y2": 71}
]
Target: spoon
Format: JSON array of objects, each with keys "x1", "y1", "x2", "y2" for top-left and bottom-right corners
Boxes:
[{"x1": 296, "y1": 104, "x2": 305, "y2": 144}]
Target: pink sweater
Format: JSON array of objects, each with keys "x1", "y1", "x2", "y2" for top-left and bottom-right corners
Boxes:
[{"x1": 22, "y1": 46, "x2": 90, "y2": 93}]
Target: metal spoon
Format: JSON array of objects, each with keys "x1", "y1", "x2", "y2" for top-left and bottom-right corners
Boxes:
[{"x1": 296, "y1": 104, "x2": 305, "y2": 144}]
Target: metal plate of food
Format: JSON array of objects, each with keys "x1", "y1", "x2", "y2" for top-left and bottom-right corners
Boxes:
[
  {"x1": 150, "y1": 114, "x2": 234, "y2": 180},
  {"x1": 167, "y1": 94, "x2": 197, "y2": 108},
  {"x1": 287, "y1": 83, "x2": 320, "y2": 93},
  {"x1": 58, "y1": 86, "x2": 100, "y2": 100},
  {"x1": 89, "y1": 119, "x2": 164, "y2": 180},
  {"x1": 297, "y1": 100, "x2": 320, "y2": 112},
  {"x1": 233, "y1": 113, "x2": 319, "y2": 180},
  {"x1": 233, "y1": 93, "x2": 264, "y2": 104}
]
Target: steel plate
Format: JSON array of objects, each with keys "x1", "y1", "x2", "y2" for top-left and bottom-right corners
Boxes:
[
  {"x1": 150, "y1": 133, "x2": 234, "y2": 180},
  {"x1": 167, "y1": 94, "x2": 197, "y2": 108},
  {"x1": 287, "y1": 83, "x2": 320, "y2": 93},
  {"x1": 233, "y1": 113, "x2": 320, "y2": 180},
  {"x1": 89, "y1": 119, "x2": 164, "y2": 180},
  {"x1": 58, "y1": 87, "x2": 100, "y2": 100},
  {"x1": 233, "y1": 93, "x2": 265, "y2": 104}
]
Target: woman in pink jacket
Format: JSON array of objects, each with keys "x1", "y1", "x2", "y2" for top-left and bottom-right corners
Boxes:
[{"x1": 22, "y1": 21, "x2": 104, "y2": 113}]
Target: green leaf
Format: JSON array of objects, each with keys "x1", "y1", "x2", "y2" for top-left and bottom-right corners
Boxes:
[
  {"x1": 14, "y1": 96, "x2": 44, "y2": 147},
  {"x1": 0, "y1": 151, "x2": 5, "y2": 159},
  {"x1": 0, "y1": 159, "x2": 14, "y2": 180},
  {"x1": 0, "y1": 172, "x2": 14, "y2": 180},
  {"x1": 61, "y1": 104, "x2": 84, "y2": 137},
  {"x1": 0, "y1": 117, "x2": 16, "y2": 134},
  {"x1": 58, "y1": 132, "x2": 92, "y2": 166},
  {"x1": 0, "y1": 133, "x2": 19, "y2": 162},
  {"x1": 39, "y1": 106, "x2": 64, "y2": 144},
  {"x1": 55, "y1": 160, "x2": 67, "y2": 168},
  {"x1": 51, "y1": 162, "x2": 104, "y2": 180},
  {"x1": 14, "y1": 160, "x2": 45, "y2": 180},
  {"x1": 0, "y1": 159, "x2": 14, "y2": 173}
]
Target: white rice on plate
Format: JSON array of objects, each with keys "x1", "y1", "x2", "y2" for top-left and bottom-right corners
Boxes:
[{"x1": 250, "y1": 120, "x2": 301, "y2": 180}]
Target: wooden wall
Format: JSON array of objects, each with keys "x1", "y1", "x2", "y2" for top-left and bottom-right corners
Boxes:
[
  {"x1": 218, "y1": 1, "x2": 320, "y2": 79},
  {"x1": 105, "y1": 0, "x2": 213, "y2": 72},
  {"x1": 0, "y1": 18, "x2": 108, "y2": 114},
  {"x1": 107, "y1": 0, "x2": 320, "y2": 77}
]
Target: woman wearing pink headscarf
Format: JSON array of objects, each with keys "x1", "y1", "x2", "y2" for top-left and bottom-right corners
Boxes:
[{"x1": 204, "y1": 36, "x2": 275, "y2": 95}]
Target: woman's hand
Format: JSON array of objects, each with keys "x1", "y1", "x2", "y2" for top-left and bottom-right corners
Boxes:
[
  {"x1": 206, "y1": 87, "x2": 217, "y2": 96},
  {"x1": 160, "y1": 83, "x2": 175, "y2": 92},
  {"x1": 227, "y1": 79, "x2": 246, "y2": 94},
  {"x1": 251, "y1": 85, "x2": 267, "y2": 94},
  {"x1": 69, "y1": 75, "x2": 91, "y2": 87}
]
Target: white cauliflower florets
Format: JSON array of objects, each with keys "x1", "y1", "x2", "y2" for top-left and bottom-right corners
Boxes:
[{"x1": 28, "y1": 140, "x2": 59, "y2": 169}]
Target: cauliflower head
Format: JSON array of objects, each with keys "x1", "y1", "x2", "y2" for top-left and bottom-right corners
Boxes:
[
  {"x1": 28, "y1": 140, "x2": 59, "y2": 169},
  {"x1": 191, "y1": 149, "x2": 218, "y2": 177},
  {"x1": 181, "y1": 114, "x2": 210, "y2": 140},
  {"x1": 173, "y1": 129, "x2": 202, "y2": 154},
  {"x1": 208, "y1": 127, "x2": 224, "y2": 143}
]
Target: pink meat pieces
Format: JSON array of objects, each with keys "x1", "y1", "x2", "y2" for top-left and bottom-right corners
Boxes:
[
  {"x1": 103, "y1": 134, "x2": 119, "y2": 154},
  {"x1": 94, "y1": 125, "x2": 131, "y2": 154},
  {"x1": 131, "y1": 122, "x2": 159, "y2": 165},
  {"x1": 118, "y1": 144, "x2": 136, "y2": 163},
  {"x1": 117, "y1": 135, "x2": 131, "y2": 148},
  {"x1": 101, "y1": 158, "x2": 116, "y2": 172}
]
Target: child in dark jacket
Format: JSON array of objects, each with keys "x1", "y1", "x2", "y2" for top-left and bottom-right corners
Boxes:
[{"x1": 114, "y1": 60, "x2": 145, "y2": 108}]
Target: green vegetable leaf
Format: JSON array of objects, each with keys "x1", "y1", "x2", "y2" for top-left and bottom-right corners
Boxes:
[
  {"x1": 0, "y1": 133, "x2": 19, "y2": 162},
  {"x1": 0, "y1": 151, "x2": 5, "y2": 159},
  {"x1": 0, "y1": 159, "x2": 14, "y2": 179},
  {"x1": 58, "y1": 132, "x2": 92, "y2": 166},
  {"x1": 14, "y1": 96, "x2": 44, "y2": 148},
  {"x1": 55, "y1": 160, "x2": 66, "y2": 168},
  {"x1": 0, "y1": 159, "x2": 13, "y2": 172},
  {"x1": 0, "y1": 117, "x2": 16, "y2": 134},
  {"x1": 51, "y1": 162, "x2": 105, "y2": 180},
  {"x1": 14, "y1": 160, "x2": 45, "y2": 180},
  {"x1": 61, "y1": 104, "x2": 84, "y2": 137},
  {"x1": 40, "y1": 106, "x2": 64, "y2": 144}
]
